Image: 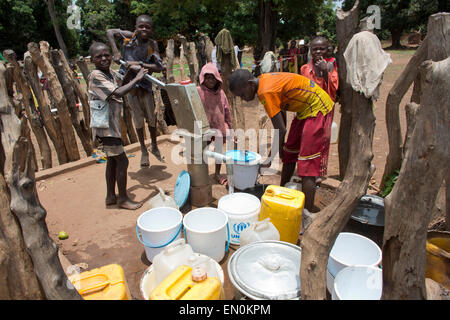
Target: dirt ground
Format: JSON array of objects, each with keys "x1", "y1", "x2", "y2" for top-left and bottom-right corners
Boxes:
[{"x1": 35, "y1": 48, "x2": 426, "y2": 300}]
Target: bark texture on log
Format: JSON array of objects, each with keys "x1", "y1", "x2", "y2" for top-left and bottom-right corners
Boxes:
[
  {"x1": 75, "y1": 56, "x2": 90, "y2": 84},
  {"x1": 403, "y1": 102, "x2": 419, "y2": 158},
  {"x1": 2, "y1": 110, "x2": 82, "y2": 300},
  {"x1": 3, "y1": 50, "x2": 52, "y2": 170},
  {"x1": 381, "y1": 38, "x2": 428, "y2": 189},
  {"x1": 28, "y1": 42, "x2": 80, "y2": 162},
  {"x1": 382, "y1": 57, "x2": 450, "y2": 300},
  {"x1": 164, "y1": 39, "x2": 175, "y2": 84},
  {"x1": 23, "y1": 53, "x2": 68, "y2": 165},
  {"x1": 50, "y1": 49, "x2": 92, "y2": 156},
  {"x1": 300, "y1": 89, "x2": 375, "y2": 299},
  {"x1": 336, "y1": 0, "x2": 360, "y2": 179},
  {"x1": 123, "y1": 96, "x2": 138, "y2": 144}
]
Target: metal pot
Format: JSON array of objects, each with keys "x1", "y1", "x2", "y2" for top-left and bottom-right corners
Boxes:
[{"x1": 227, "y1": 240, "x2": 302, "y2": 300}]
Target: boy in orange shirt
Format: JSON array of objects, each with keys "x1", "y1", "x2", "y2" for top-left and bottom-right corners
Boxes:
[{"x1": 229, "y1": 70, "x2": 334, "y2": 212}]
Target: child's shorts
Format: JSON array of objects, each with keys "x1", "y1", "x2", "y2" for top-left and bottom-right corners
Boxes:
[
  {"x1": 126, "y1": 87, "x2": 157, "y2": 129},
  {"x1": 282, "y1": 109, "x2": 334, "y2": 177},
  {"x1": 98, "y1": 136, "x2": 125, "y2": 157}
]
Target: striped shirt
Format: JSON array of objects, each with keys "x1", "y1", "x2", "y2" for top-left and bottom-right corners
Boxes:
[{"x1": 88, "y1": 69, "x2": 123, "y2": 139}]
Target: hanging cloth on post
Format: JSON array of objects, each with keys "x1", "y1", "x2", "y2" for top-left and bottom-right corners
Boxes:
[
  {"x1": 344, "y1": 31, "x2": 392, "y2": 100},
  {"x1": 214, "y1": 29, "x2": 238, "y2": 70}
]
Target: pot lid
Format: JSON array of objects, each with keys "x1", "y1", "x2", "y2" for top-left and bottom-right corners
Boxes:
[
  {"x1": 350, "y1": 194, "x2": 385, "y2": 226},
  {"x1": 228, "y1": 240, "x2": 301, "y2": 300},
  {"x1": 226, "y1": 150, "x2": 259, "y2": 162},
  {"x1": 174, "y1": 170, "x2": 190, "y2": 208}
]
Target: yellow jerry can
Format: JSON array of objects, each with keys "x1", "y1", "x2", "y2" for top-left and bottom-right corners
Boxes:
[
  {"x1": 425, "y1": 231, "x2": 450, "y2": 289},
  {"x1": 259, "y1": 185, "x2": 305, "y2": 244},
  {"x1": 150, "y1": 265, "x2": 222, "y2": 300},
  {"x1": 69, "y1": 264, "x2": 131, "y2": 300}
]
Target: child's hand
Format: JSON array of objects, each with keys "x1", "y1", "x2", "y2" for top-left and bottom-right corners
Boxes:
[
  {"x1": 135, "y1": 67, "x2": 148, "y2": 81},
  {"x1": 128, "y1": 64, "x2": 142, "y2": 73},
  {"x1": 113, "y1": 52, "x2": 122, "y2": 64},
  {"x1": 315, "y1": 56, "x2": 328, "y2": 73}
]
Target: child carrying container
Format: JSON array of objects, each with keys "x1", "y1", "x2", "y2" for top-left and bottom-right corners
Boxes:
[{"x1": 197, "y1": 63, "x2": 232, "y2": 186}]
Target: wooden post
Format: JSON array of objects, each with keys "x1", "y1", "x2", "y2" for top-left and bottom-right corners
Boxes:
[
  {"x1": 164, "y1": 39, "x2": 175, "y2": 84},
  {"x1": 178, "y1": 40, "x2": 186, "y2": 81},
  {"x1": 3, "y1": 50, "x2": 52, "y2": 170},
  {"x1": 336, "y1": 0, "x2": 360, "y2": 179},
  {"x1": 381, "y1": 38, "x2": 428, "y2": 189},
  {"x1": 300, "y1": 90, "x2": 376, "y2": 299},
  {"x1": 75, "y1": 56, "x2": 90, "y2": 83},
  {"x1": 58, "y1": 50, "x2": 91, "y2": 140},
  {"x1": 0, "y1": 95, "x2": 46, "y2": 299},
  {"x1": 27, "y1": 41, "x2": 80, "y2": 162},
  {"x1": 1, "y1": 108, "x2": 82, "y2": 300},
  {"x1": 382, "y1": 57, "x2": 450, "y2": 300},
  {"x1": 204, "y1": 35, "x2": 214, "y2": 63},
  {"x1": 178, "y1": 35, "x2": 197, "y2": 84},
  {"x1": 23, "y1": 53, "x2": 68, "y2": 165},
  {"x1": 50, "y1": 49, "x2": 93, "y2": 156},
  {"x1": 153, "y1": 86, "x2": 169, "y2": 135}
]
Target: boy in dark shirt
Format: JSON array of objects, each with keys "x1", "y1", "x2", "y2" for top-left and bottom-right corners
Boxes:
[{"x1": 107, "y1": 15, "x2": 166, "y2": 167}]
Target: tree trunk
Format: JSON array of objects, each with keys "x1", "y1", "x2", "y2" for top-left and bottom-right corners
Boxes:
[
  {"x1": 153, "y1": 86, "x2": 169, "y2": 135},
  {"x1": 23, "y1": 53, "x2": 68, "y2": 165},
  {"x1": 179, "y1": 37, "x2": 197, "y2": 84},
  {"x1": 402, "y1": 102, "x2": 419, "y2": 158},
  {"x1": 300, "y1": 89, "x2": 376, "y2": 299},
  {"x1": 50, "y1": 49, "x2": 93, "y2": 156},
  {"x1": 164, "y1": 39, "x2": 175, "y2": 84},
  {"x1": 75, "y1": 56, "x2": 90, "y2": 83},
  {"x1": 336, "y1": 0, "x2": 360, "y2": 179},
  {"x1": 3, "y1": 50, "x2": 52, "y2": 170},
  {"x1": 390, "y1": 29, "x2": 403, "y2": 49},
  {"x1": 204, "y1": 35, "x2": 214, "y2": 63},
  {"x1": 27, "y1": 42, "x2": 80, "y2": 162},
  {"x1": 45, "y1": 0, "x2": 69, "y2": 59},
  {"x1": 254, "y1": 0, "x2": 278, "y2": 76},
  {"x1": 382, "y1": 57, "x2": 450, "y2": 300}
]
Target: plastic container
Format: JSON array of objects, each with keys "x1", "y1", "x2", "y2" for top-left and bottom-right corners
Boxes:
[
  {"x1": 136, "y1": 207, "x2": 183, "y2": 263},
  {"x1": 140, "y1": 253, "x2": 225, "y2": 300},
  {"x1": 225, "y1": 150, "x2": 262, "y2": 190},
  {"x1": 426, "y1": 231, "x2": 450, "y2": 289},
  {"x1": 218, "y1": 192, "x2": 261, "y2": 245},
  {"x1": 332, "y1": 265, "x2": 382, "y2": 300},
  {"x1": 149, "y1": 265, "x2": 222, "y2": 300},
  {"x1": 239, "y1": 218, "x2": 280, "y2": 247},
  {"x1": 148, "y1": 187, "x2": 178, "y2": 210},
  {"x1": 152, "y1": 238, "x2": 194, "y2": 285},
  {"x1": 183, "y1": 207, "x2": 229, "y2": 262},
  {"x1": 69, "y1": 264, "x2": 131, "y2": 300},
  {"x1": 326, "y1": 232, "x2": 382, "y2": 293},
  {"x1": 259, "y1": 185, "x2": 305, "y2": 244},
  {"x1": 331, "y1": 121, "x2": 338, "y2": 144}
]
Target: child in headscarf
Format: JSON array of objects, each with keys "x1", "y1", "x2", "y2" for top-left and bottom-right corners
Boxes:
[{"x1": 197, "y1": 62, "x2": 232, "y2": 185}]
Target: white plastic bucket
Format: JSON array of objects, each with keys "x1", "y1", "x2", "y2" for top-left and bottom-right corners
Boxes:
[
  {"x1": 136, "y1": 207, "x2": 183, "y2": 263},
  {"x1": 183, "y1": 208, "x2": 230, "y2": 262},
  {"x1": 332, "y1": 265, "x2": 382, "y2": 300},
  {"x1": 326, "y1": 232, "x2": 382, "y2": 293},
  {"x1": 218, "y1": 193, "x2": 261, "y2": 245},
  {"x1": 227, "y1": 151, "x2": 262, "y2": 190}
]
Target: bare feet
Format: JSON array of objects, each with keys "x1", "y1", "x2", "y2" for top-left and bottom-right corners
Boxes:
[
  {"x1": 117, "y1": 197, "x2": 142, "y2": 210},
  {"x1": 105, "y1": 195, "x2": 117, "y2": 206},
  {"x1": 150, "y1": 146, "x2": 165, "y2": 163},
  {"x1": 140, "y1": 150, "x2": 150, "y2": 168}
]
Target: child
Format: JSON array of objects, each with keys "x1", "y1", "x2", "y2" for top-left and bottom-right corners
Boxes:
[
  {"x1": 301, "y1": 36, "x2": 339, "y2": 102},
  {"x1": 106, "y1": 14, "x2": 166, "y2": 168},
  {"x1": 197, "y1": 63, "x2": 232, "y2": 185},
  {"x1": 229, "y1": 69, "x2": 335, "y2": 212},
  {"x1": 88, "y1": 42, "x2": 147, "y2": 210}
]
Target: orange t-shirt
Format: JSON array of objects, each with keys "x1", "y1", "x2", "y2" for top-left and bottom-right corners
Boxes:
[
  {"x1": 257, "y1": 72, "x2": 334, "y2": 120},
  {"x1": 301, "y1": 61, "x2": 339, "y2": 102}
]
